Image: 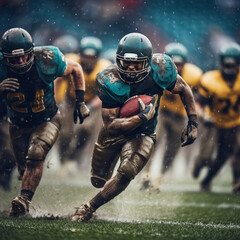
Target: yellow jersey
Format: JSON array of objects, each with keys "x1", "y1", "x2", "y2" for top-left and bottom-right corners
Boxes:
[
  {"x1": 54, "y1": 53, "x2": 111, "y2": 103},
  {"x1": 160, "y1": 63, "x2": 202, "y2": 117},
  {"x1": 199, "y1": 70, "x2": 240, "y2": 128}
]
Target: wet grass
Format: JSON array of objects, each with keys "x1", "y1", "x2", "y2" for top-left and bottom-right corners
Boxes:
[{"x1": 0, "y1": 171, "x2": 240, "y2": 240}]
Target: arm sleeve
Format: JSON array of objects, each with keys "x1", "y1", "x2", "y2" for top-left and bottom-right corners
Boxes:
[
  {"x1": 35, "y1": 46, "x2": 67, "y2": 84},
  {"x1": 95, "y1": 73, "x2": 123, "y2": 108}
]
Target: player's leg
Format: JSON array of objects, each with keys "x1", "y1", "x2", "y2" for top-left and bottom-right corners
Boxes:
[
  {"x1": 57, "y1": 96, "x2": 75, "y2": 164},
  {"x1": 200, "y1": 127, "x2": 236, "y2": 191},
  {"x1": 10, "y1": 112, "x2": 62, "y2": 217},
  {"x1": 192, "y1": 121, "x2": 216, "y2": 178},
  {"x1": 161, "y1": 114, "x2": 185, "y2": 174},
  {"x1": 72, "y1": 135, "x2": 155, "y2": 222},
  {"x1": 231, "y1": 127, "x2": 240, "y2": 193},
  {"x1": 90, "y1": 127, "x2": 122, "y2": 188}
]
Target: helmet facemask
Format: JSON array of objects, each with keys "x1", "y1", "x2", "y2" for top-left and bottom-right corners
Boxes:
[
  {"x1": 220, "y1": 57, "x2": 239, "y2": 82},
  {"x1": 3, "y1": 48, "x2": 34, "y2": 74},
  {"x1": 116, "y1": 53, "x2": 151, "y2": 84}
]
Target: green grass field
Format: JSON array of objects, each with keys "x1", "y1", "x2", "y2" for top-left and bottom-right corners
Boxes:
[{"x1": 0, "y1": 159, "x2": 240, "y2": 240}]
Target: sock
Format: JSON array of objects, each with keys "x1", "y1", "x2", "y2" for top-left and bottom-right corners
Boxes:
[{"x1": 21, "y1": 189, "x2": 34, "y2": 201}]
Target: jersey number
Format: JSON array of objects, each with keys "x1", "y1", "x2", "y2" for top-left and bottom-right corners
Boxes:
[
  {"x1": 217, "y1": 96, "x2": 240, "y2": 115},
  {"x1": 7, "y1": 89, "x2": 45, "y2": 113}
]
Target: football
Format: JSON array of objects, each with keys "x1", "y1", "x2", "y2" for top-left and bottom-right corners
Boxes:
[{"x1": 119, "y1": 95, "x2": 153, "y2": 118}]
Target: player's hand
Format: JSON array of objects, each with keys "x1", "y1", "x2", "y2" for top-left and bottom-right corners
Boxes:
[
  {"x1": 181, "y1": 116, "x2": 198, "y2": 147},
  {"x1": 137, "y1": 96, "x2": 156, "y2": 122},
  {"x1": 73, "y1": 101, "x2": 90, "y2": 124},
  {"x1": 0, "y1": 78, "x2": 19, "y2": 93}
]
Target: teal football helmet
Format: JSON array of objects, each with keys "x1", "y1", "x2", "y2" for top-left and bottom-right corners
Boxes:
[
  {"x1": 164, "y1": 43, "x2": 188, "y2": 64},
  {"x1": 53, "y1": 35, "x2": 79, "y2": 54},
  {"x1": 80, "y1": 36, "x2": 102, "y2": 57},
  {"x1": 1, "y1": 28, "x2": 34, "y2": 74},
  {"x1": 219, "y1": 43, "x2": 240, "y2": 65},
  {"x1": 116, "y1": 33, "x2": 152, "y2": 84}
]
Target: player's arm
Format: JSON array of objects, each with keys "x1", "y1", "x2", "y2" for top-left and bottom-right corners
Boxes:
[
  {"x1": 171, "y1": 74, "x2": 198, "y2": 146},
  {"x1": 62, "y1": 58, "x2": 85, "y2": 91},
  {"x1": 102, "y1": 98, "x2": 155, "y2": 136},
  {"x1": 61, "y1": 58, "x2": 89, "y2": 124}
]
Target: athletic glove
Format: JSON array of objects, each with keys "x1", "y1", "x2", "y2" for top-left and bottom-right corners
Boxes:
[
  {"x1": 137, "y1": 96, "x2": 156, "y2": 122},
  {"x1": 0, "y1": 78, "x2": 19, "y2": 93},
  {"x1": 181, "y1": 114, "x2": 198, "y2": 147},
  {"x1": 73, "y1": 90, "x2": 90, "y2": 124}
]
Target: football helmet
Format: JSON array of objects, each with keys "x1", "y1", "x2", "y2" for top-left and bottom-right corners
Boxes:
[
  {"x1": 219, "y1": 43, "x2": 240, "y2": 81},
  {"x1": 116, "y1": 33, "x2": 152, "y2": 84},
  {"x1": 53, "y1": 35, "x2": 79, "y2": 54},
  {"x1": 1, "y1": 28, "x2": 34, "y2": 74},
  {"x1": 80, "y1": 36, "x2": 102, "y2": 57},
  {"x1": 164, "y1": 42, "x2": 188, "y2": 64},
  {"x1": 219, "y1": 43, "x2": 240, "y2": 64}
]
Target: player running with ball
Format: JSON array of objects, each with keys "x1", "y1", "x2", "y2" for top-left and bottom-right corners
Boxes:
[{"x1": 72, "y1": 33, "x2": 198, "y2": 222}]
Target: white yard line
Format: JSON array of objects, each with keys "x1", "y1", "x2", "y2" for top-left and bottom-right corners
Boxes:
[
  {"x1": 115, "y1": 199, "x2": 240, "y2": 209},
  {"x1": 100, "y1": 216, "x2": 240, "y2": 230}
]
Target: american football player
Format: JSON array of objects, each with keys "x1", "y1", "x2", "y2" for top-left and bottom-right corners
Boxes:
[
  {"x1": 71, "y1": 33, "x2": 198, "y2": 222},
  {"x1": 54, "y1": 36, "x2": 112, "y2": 167},
  {"x1": 193, "y1": 43, "x2": 240, "y2": 193},
  {"x1": 140, "y1": 43, "x2": 202, "y2": 189},
  {"x1": 0, "y1": 28, "x2": 89, "y2": 217}
]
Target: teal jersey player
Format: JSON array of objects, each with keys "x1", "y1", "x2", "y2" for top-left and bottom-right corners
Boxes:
[
  {"x1": 96, "y1": 53, "x2": 177, "y2": 135},
  {"x1": 0, "y1": 28, "x2": 89, "y2": 217},
  {"x1": 0, "y1": 46, "x2": 66, "y2": 127},
  {"x1": 72, "y1": 33, "x2": 198, "y2": 223}
]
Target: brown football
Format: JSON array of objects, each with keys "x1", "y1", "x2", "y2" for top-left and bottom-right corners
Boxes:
[{"x1": 119, "y1": 95, "x2": 153, "y2": 118}]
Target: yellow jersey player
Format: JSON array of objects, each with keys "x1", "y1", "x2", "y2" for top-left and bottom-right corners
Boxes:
[
  {"x1": 54, "y1": 36, "x2": 112, "y2": 167},
  {"x1": 141, "y1": 43, "x2": 202, "y2": 190},
  {"x1": 193, "y1": 43, "x2": 240, "y2": 193}
]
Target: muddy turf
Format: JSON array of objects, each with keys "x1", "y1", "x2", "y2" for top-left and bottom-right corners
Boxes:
[{"x1": 0, "y1": 162, "x2": 240, "y2": 240}]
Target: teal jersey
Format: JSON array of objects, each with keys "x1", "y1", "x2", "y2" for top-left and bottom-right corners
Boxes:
[
  {"x1": 95, "y1": 53, "x2": 178, "y2": 135},
  {"x1": 0, "y1": 46, "x2": 67, "y2": 127}
]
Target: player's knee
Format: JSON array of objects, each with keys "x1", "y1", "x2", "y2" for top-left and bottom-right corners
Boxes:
[
  {"x1": 26, "y1": 138, "x2": 50, "y2": 162},
  {"x1": 91, "y1": 175, "x2": 106, "y2": 188},
  {"x1": 119, "y1": 151, "x2": 147, "y2": 180},
  {"x1": 118, "y1": 158, "x2": 141, "y2": 180}
]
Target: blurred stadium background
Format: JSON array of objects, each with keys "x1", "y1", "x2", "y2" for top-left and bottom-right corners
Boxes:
[{"x1": 0, "y1": 0, "x2": 239, "y2": 70}]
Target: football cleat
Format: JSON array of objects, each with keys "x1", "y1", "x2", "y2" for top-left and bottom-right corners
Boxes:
[
  {"x1": 9, "y1": 196, "x2": 30, "y2": 217},
  {"x1": 200, "y1": 181, "x2": 211, "y2": 192},
  {"x1": 233, "y1": 182, "x2": 240, "y2": 194},
  {"x1": 71, "y1": 202, "x2": 96, "y2": 222}
]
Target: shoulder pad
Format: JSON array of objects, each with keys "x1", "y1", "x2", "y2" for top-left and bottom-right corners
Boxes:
[
  {"x1": 151, "y1": 54, "x2": 178, "y2": 89},
  {"x1": 182, "y1": 63, "x2": 203, "y2": 88},
  {"x1": 34, "y1": 46, "x2": 66, "y2": 78},
  {"x1": 199, "y1": 70, "x2": 221, "y2": 97},
  {"x1": 65, "y1": 53, "x2": 80, "y2": 63},
  {"x1": 95, "y1": 64, "x2": 130, "y2": 108},
  {"x1": 201, "y1": 70, "x2": 221, "y2": 89}
]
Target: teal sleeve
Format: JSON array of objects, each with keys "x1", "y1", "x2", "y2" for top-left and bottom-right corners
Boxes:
[
  {"x1": 95, "y1": 70, "x2": 130, "y2": 108},
  {"x1": 55, "y1": 47, "x2": 67, "y2": 77},
  {"x1": 34, "y1": 46, "x2": 67, "y2": 84},
  {"x1": 151, "y1": 54, "x2": 178, "y2": 90}
]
